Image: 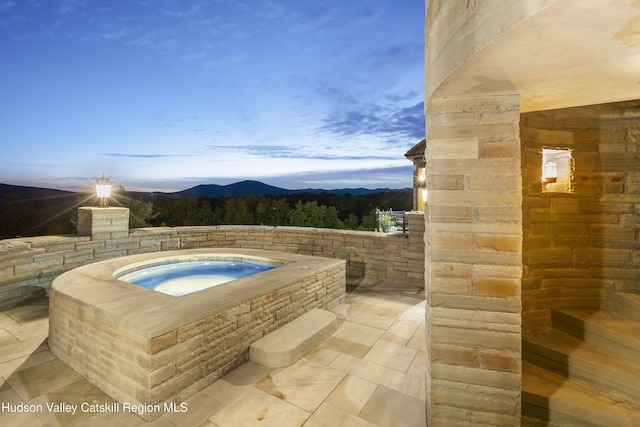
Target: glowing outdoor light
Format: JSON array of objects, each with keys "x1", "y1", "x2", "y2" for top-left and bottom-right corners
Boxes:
[
  {"x1": 95, "y1": 175, "x2": 112, "y2": 207},
  {"x1": 417, "y1": 168, "x2": 426, "y2": 183},
  {"x1": 543, "y1": 161, "x2": 558, "y2": 183}
]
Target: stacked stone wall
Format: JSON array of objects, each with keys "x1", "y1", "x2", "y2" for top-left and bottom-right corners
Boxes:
[
  {"x1": 521, "y1": 100, "x2": 640, "y2": 329},
  {"x1": 49, "y1": 256, "x2": 345, "y2": 421},
  {"x1": 0, "y1": 216, "x2": 424, "y2": 310},
  {"x1": 424, "y1": 94, "x2": 523, "y2": 425}
]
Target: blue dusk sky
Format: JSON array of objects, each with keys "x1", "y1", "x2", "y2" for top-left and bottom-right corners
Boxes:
[{"x1": 0, "y1": 0, "x2": 425, "y2": 192}]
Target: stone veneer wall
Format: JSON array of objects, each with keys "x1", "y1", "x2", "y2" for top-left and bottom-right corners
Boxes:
[
  {"x1": 424, "y1": 94, "x2": 523, "y2": 425},
  {"x1": 50, "y1": 251, "x2": 345, "y2": 421},
  {"x1": 521, "y1": 100, "x2": 640, "y2": 329},
  {"x1": 0, "y1": 213, "x2": 424, "y2": 310}
]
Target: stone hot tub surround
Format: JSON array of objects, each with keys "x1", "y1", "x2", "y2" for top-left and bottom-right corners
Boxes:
[{"x1": 49, "y1": 248, "x2": 346, "y2": 421}]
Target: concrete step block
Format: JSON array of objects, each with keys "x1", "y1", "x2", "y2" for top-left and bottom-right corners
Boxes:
[
  {"x1": 250, "y1": 309, "x2": 337, "y2": 368},
  {"x1": 551, "y1": 308, "x2": 640, "y2": 365},
  {"x1": 524, "y1": 326, "x2": 640, "y2": 404},
  {"x1": 523, "y1": 362, "x2": 640, "y2": 427},
  {"x1": 609, "y1": 292, "x2": 640, "y2": 323}
]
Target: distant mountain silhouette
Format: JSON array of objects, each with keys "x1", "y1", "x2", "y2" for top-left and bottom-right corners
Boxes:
[
  {"x1": 146, "y1": 180, "x2": 409, "y2": 198},
  {"x1": 0, "y1": 183, "x2": 78, "y2": 200},
  {"x1": 0, "y1": 180, "x2": 410, "y2": 201}
]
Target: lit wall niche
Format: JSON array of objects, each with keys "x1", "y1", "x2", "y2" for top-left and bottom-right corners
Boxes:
[{"x1": 541, "y1": 148, "x2": 574, "y2": 193}]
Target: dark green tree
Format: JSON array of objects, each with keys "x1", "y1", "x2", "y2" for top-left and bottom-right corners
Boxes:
[
  {"x1": 223, "y1": 198, "x2": 254, "y2": 224},
  {"x1": 255, "y1": 197, "x2": 290, "y2": 226}
]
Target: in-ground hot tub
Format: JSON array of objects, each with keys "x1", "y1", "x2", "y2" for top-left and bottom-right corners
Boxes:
[{"x1": 49, "y1": 248, "x2": 346, "y2": 421}]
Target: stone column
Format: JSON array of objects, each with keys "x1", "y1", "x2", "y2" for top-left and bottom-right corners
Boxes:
[
  {"x1": 424, "y1": 94, "x2": 523, "y2": 425},
  {"x1": 77, "y1": 207, "x2": 130, "y2": 240}
]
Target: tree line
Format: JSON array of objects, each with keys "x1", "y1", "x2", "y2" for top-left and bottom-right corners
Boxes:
[
  {"x1": 0, "y1": 190, "x2": 412, "y2": 239},
  {"x1": 144, "y1": 190, "x2": 412, "y2": 230}
]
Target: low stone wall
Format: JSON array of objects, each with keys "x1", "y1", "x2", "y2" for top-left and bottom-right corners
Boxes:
[
  {"x1": 0, "y1": 214, "x2": 424, "y2": 310},
  {"x1": 49, "y1": 249, "x2": 345, "y2": 421}
]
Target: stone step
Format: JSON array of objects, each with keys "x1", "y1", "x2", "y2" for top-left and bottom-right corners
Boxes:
[
  {"x1": 522, "y1": 362, "x2": 640, "y2": 427},
  {"x1": 249, "y1": 309, "x2": 337, "y2": 368},
  {"x1": 523, "y1": 327, "x2": 640, "y2": 404},
  {"x1": 551, "y1": 308, "x2": 640, "y2": 365},
  {"x1": 609, "y1": 292, "x2": 640, "y2": 323}
]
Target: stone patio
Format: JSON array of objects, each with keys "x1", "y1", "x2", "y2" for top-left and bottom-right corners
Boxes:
[{"x1": 0, "y1": 280, "x2": 426, "y2": 426}]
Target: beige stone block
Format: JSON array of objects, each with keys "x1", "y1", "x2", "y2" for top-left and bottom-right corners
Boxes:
[
  {"x1": 431, "y1": 363, "x2": 520, "y2": 390},
  {"x1": 430, "y1": 231, "x2": 473, "y2": 251},
  {"x1": 431, "y1": 343, "x2": 478, "y2": 367},
  {"x1": 432, "y1": 307, "x2": 521, "y2": 328},
  {"x1": 148, "y1": 330, "x2": 178, "y2": 355},
  {"x1": 428, "y1": 94, "x2": 519, "y2": 114},
  {"x1": 473, "y1": 264, "x2": 522, "y2": 279},
  {"x1": 428, "y1": 205, "x2": 473, "y2": 223},
  {"x1": 479, "y1": 139, "x2": 521, "y2": 159},
  {"x1": 428, "y1": 138, "x2": 479, "y2": 160},
  {"x1": 474, "y1": 234, "x2": 521, "y2": 253},
  {"x1": 430, "y1": 189, "x2": 522, "y2": 208},
  {"x1": 431, "y1": 262, "x2": 471, "y2": 278},
  {"x1": 474, "y1": 277, "x2": 521, "y2": 297},
  {"x1": 430, "y1": 379, "x2": 521, "y2": 417},
  {"x1": 430, "y1": 123, "x2": 520, "y2": 140},
  {"x1": 468, "y1": 175, "x2": 521, "y2": 191},
  {"x1": 537, "y1": 128, "x2": 574, "y2": 144},
  {"x1": 431, "y1": 158, "x2": 520, "y2": 175},
  {"x1": 431, "y1": 174, "x2": 464, "y2": 190},
  {"x1": 430, "y1": 294, "x2": 521, "y2": 314},
  {"x1": 430, "y1": 278, "x2": 471, "y2": 295}
]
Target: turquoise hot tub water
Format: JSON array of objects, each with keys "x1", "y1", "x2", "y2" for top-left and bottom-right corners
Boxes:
[{"x1": 116, "y1": 260, "x2": 276, "y2": 297}]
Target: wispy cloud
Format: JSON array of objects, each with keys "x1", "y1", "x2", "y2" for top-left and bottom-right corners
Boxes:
[
  {"x1": 205, "y1": 144, "x2": 400, "y2": 161},
  {"x1": 100, "y1": 153, "x2": 196, "y2": 159},
  {"x1": 322, "y1": 101, "x2": 425, "y2": 141}
]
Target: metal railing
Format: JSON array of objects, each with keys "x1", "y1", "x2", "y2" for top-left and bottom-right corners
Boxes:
[{"x1": 375, "y1": 209, "x2": 408, "y2": 233}]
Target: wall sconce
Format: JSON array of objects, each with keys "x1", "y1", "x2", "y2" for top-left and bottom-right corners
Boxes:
[
  {"x1": 95, "y1": 175, "x2": 112, "y2": 207},
  {"x1": 543, "y1": 161, "x2": 558, "y2": 183},
  {"x1": 541, "y1": 148, "x2": 573, "y2": 193}
]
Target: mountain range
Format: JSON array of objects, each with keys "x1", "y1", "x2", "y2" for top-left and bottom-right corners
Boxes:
[{"x1": 0, "y1": 180, "x2": 410, "y2": 201}]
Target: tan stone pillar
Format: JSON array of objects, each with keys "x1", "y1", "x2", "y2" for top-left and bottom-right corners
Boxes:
[
  {"x1": 77, "y1": 207, "x2": 130, "y2": 240},
  {"x1": 424, "y1": 94, "x2": 523, "y2": 425}
]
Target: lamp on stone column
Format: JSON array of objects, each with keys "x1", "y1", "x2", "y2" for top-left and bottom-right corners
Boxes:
[{"x1": 95, "y1": 175, "x2": 112, "y2": 207}]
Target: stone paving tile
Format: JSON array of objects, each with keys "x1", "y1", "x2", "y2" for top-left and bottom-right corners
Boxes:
[
  {"x1": 319, "y1": 336, "x2": 371, "y2": 359},
  {"x1": 0, "y1": 350, "x2": 56, "y2": 379},
  {"x1": 302, "y1": 347, "x2": 341, "y2": 367},
  {"x1": 4, "y1": 300, "x2": 49, "y2": 323},
  {"x1": 0, "y1": 335, "x2": 48, "y2": 364},
  {"x1": 331, "y1": 320, "x2": 385, "y2": 348},
  {"x1": 363, "y1": 340, "x2": 418, "y2": 373},
  {"x1": 324, "y1": 374, "x2": 377, "y2": 415},
  {"x1": 0, "y1": 312, "x2": 20, "y2": 329},
  {"x1": 0, "y1": 329, "x2": 19, "y2": 347},
  {"x1": 407, "y1": 351, "x2": 426, "y2": 379},
  {"x1": 303, "y1": 403, "x2": 377, "y2": 427},
  {"x1": 380, "y1": 322, "x2": 419, "y2": 346},
  {"x1": 407, "y1": 323, "x2": 426, "y2": 351},
  {"x1": 208, "y1": 387, "x2": 310, "y2": 427},
  {"x1": 0, "y1": 286, "x2": 427, "y2": 427},
  {"x1": 0, "y1": 387, "x2": 46, "y2": 426},
  {"x1": 360, "y1": 385, "x2": 426, "y2": 427},
  {"x1": 329, "y1": 353, "x2": 425, "y2": 399},
  {"x1": 342, "y1": 303, "x2": 404, "y2": 330},
  {"x1": 202, "y1": 361, "x2": 273, "y2": 406},
  {"x1": 161, "y1": 391, "x2": 224, "y2": 427},
  {"x1": 30, "y1": 378, "x2": 115, "y2": 427},
  {"x1": 254, "y1": 358, "x2": 346, "y2": 413},
  {"x1": 6, "y1": 358, "x2": 83, "y2": 402},
  {"x1": 5, "y1": 317, "x2": 49, "y2": 341}
]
